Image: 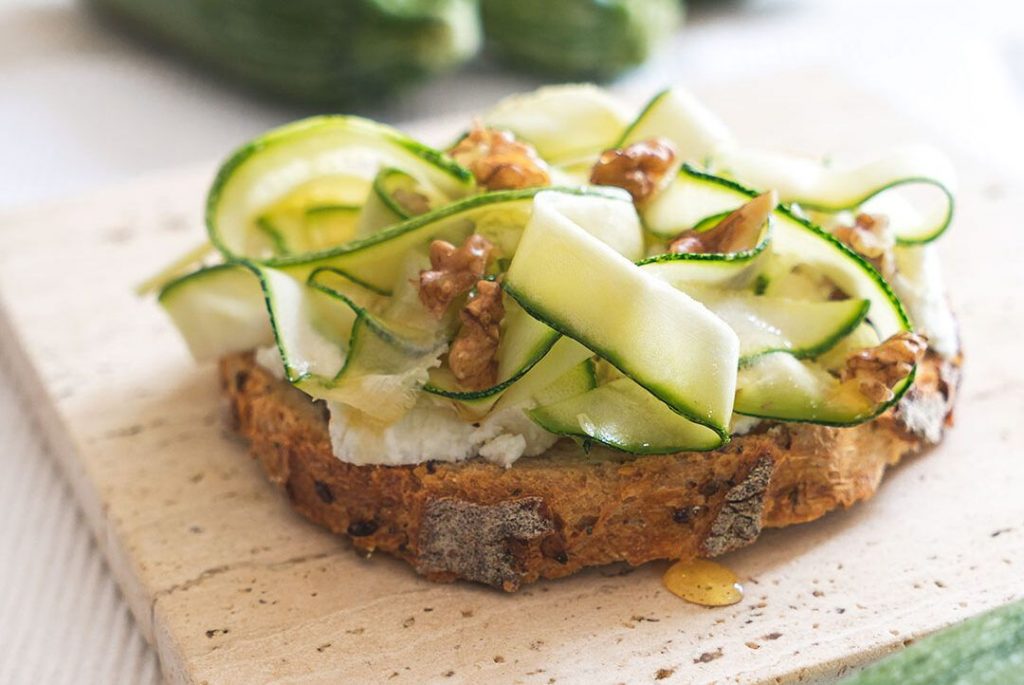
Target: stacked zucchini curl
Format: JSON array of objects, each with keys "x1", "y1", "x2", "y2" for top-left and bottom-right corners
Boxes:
[{"x1": 152, "y1": 85, "x2": 956, "y2": 456}]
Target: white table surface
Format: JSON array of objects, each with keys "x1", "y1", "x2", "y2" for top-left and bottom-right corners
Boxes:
[{"x1": 1, "y1": 0, "x2": 1022, "y2": 682}]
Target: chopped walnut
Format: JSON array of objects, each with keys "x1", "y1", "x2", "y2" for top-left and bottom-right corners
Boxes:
[
  {"x1": 589, "y1": 138, "x2": 677, "y2": 205},
  {"x1": 669, "y1": 191, "x2": 778, "y2": 254},
  {"x1": 448, "y1": 280, "x2": 504, "y2": 390},
  {"x1": 841, "y1": 332, "x2": 927, "y2": 404},
  {"x1": 448, "y1": 122, "x2": 551, "y2": 191},
  {"x1": 833, "y1": 213, "x2": 896, "y2": 278},
  {"x1": 418, "y1": 234, "x2": 493, "y2": 317}
]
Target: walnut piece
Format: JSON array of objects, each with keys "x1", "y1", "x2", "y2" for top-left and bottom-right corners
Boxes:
[
  {"x1": 833, "y1": 213, "x2": 896, "y2": 278},
  {"x1": 669, "y1": 191, "x2": 777, "y2": 254},
  {"x1": 448, "y1": 280, "x2": 504, "y2": 390},
  {"x1": 589, "y1": 138, "x2": 677, "y2": 205},
  {"x1": 418, "y1": 234, "x2": 493, "y2": 318},
  {"x1": 448, "y1": 122, "x2": 551, "y2": 191},
  {"x1": 841, "y1": 332, "x2": 927, "y2": 404}
]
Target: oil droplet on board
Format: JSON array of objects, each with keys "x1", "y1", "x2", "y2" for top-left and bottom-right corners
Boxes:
[{"x1": 663, "y1": 558, "x2": 743, "y2": 607}]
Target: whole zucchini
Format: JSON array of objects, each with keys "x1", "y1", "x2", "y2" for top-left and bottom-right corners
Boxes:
[
  {"x1": 480, "y1": 0, "x2": 682, "y2": 79},
  {"x1": 88, "y1": 0, "x2": 481, "y2": 106},
  {"x1": 840, "y1": 599, "x2": 1024, "y2": 685}
]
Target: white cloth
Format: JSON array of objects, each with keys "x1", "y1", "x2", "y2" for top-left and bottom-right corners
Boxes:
[{"x1": 0, "y1": 342, "x2": 161, "y2": 684}]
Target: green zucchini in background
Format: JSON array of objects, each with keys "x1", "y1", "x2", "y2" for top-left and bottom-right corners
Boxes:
[
  {"x1": 480, "y1": 0, "x2": 683, "y2": 79},
  {"x1": 88, "y1": 0, "x2": 481, "y2": 106},
  {"x1": 839, "y1": 599, "x2": 1024, "y2": 685}
]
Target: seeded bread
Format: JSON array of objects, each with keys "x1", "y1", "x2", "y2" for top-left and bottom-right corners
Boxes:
[{"x1": 219, "y1": 350, "x2": 960, "y2": 591}]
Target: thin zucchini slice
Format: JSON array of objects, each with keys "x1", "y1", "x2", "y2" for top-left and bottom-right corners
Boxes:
[
  {"x1": 637, "y1": 212, "x2": 772, "y2": 289},
  {"x1": 529, "y1": 186, "x2": 643, "y2": 260},
  {"x1": 734, "y1": 352, "x2": 912, "y2": 426},
  {"x1": 153, "y1": 87, "x2": 957, "y2": 453},
  {"x1": 375, "y1": 167, "x2": 431, "y2": 217},
  {"x1": 319, "y1": 313, "x2": 445, "y2": 422},
  {"x1": 493, "y1": 336, "x2": 595, "y2": 412},
  {"x1": 445, "y1": 353, "x2": 597, "y2": 426},
  {"x1": 686, "y1": 288, "x2": 870, "y2": 363},
  {"x1": 712, "y1": 144, "x2": 956, "y2": 244},
  {"x1": 532, "y1": 358, "x2": 597, "y2": 407},
  {"x1": 505, "y1": 190, "x2": 739, "y2": 438},
  {"x1": 159, "y1": 260, "x2": 373, "y2": 369},
  {"x1": 637, "y1": 231, "x2": 869, "y2": 363},
  {"x1": 136, "y1": 241, "x2": 215, "y2": 296},
  {"x1": 255, "y1": 202, "x2": 362, "y2": 257},
  {"x1": 165, "y1": 259, "x2": 431, "y2": 422},
  {"x1": 306, "y1": 266, "x2": 435, "y2": 347},
  {"x1": 423, "y1": 189, "x2": 641, "y2": 406},
  {"x1": 254, "y1": 214, "x2": 293, "y2": 256},
  {"x1": 622, "y1": 88, "x2": 955, "y2": 244},
  {"x1": 648, "y1": 165, "x2": 911, "y2": 340},
  {"x1": 815, "y1": 322, "x2": 880, "y2": 372},
  {"x1": 772, "y1": 205, "x2": 910, "y2": 338},
  {"x1": 530, "y1": 377, "x2": 723, "y2": 454},
  {"x1": 355, "y1": 168, "x2": 431, "y2": 239},
  {"x1": 281, "y1": 191, "x2": 534, "y2": 292},
  {"x1": 207, "y1": 115, "x2": 474, "y2": 259},
  {"x1": 642, "y1": 164, "x2": 763, "y2": 239},
  {"x1": 270, "y1": 185, "x2": 631, "y2": 294},
  {"x1": 306, "y1": 264, "x2": 446, "y2": 421},
  {"x1": 617, "y1": 88, "x2": 734, "y2": 163},
  {"x1": 482, "y1": 84, "x2": 630, "y2": 164},
  {"x1": 304, "y1": 204, "x2": 362, "y2": 247},
  {"x1": 432, "y1": 335, "x2": 591, "y2": 422},
  {"x1": 158, "y1": 263, "x2": 274, "y2": 362},
  {"x1": 548, "y1": 159, "x2": 596, "y2": 186},
  {"x1": 245, "y1": 265, "x2": 349, "y2": 383},
  {"x1": 424, "y1": 298, "x2": 559, "y2": 400},
  {"x1": 639, "y1": 249, "x2": 769, "y2": 289},
  {"x1": 248, "y1": 178, "x2": 370, "y2": 259},
  {"x1": 759, "y1": 259, "x2": 838, "y2": 301}
]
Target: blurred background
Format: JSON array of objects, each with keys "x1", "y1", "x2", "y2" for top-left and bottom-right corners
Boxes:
[
  {"x1": 3, "y1": 0, "x2": 1024, "y2": 214},
  {"x1": 1, "y1": 0, "x2": 1022, "y2": 682}
]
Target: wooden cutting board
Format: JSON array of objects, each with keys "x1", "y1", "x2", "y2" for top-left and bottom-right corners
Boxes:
[{"x1": 1, "y1": 74, "x2": 1022, "y2": 685}]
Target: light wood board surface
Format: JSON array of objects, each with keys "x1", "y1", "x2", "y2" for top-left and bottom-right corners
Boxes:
[{"x1": 1, "y1": 73, "x2": 1022, "y2": 685}]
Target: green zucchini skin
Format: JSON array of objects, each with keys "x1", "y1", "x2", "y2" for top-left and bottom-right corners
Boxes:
[
  {"x1": 88, "y1": 0, "x2": 481, "y2": 106},
  {"x1": 839, "y1": 599, "x2": 1024, "y2": 685},
  {"x1": 480, "y1": 0, "x2": 682, "y2": 79}
]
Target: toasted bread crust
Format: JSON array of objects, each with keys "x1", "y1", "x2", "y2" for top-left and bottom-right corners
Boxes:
[{"x1": 219, "y1": 351, "x2": 960, "y2": 591}]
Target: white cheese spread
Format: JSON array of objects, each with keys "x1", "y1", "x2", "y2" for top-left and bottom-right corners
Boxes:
[
  {"x1": 254, "y1": 345, "x2": 556, "y2": 467},
  {"x1": 729, "y1": 414, "x2": 763, "y2": 436},
  {"x1": 892, "y1": 244, "x2": 959, "y2": 358},
  {"x1": 254, "y1": 345, "x2": 286, "y2": 380},
  {"x1": 327, "y1": 399, "x2": 558, "y2": 468}
]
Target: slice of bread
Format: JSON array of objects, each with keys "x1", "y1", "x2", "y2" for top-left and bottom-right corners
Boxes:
[{"x1": 220, "y1": 349, "x2": 960, "y2": 591}]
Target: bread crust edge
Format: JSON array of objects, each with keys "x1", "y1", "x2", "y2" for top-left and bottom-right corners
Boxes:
[{"x1": 219, "y1": 350, "x2": 961, "y2": 591}]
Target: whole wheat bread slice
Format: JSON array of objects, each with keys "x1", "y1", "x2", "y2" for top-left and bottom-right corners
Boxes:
[{"x1": 219, "y1": 349, "x2": 960, "y2": 591}]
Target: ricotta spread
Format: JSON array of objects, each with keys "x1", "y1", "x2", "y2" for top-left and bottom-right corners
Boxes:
[
  {"x1": 729, "y1": 414, "x2": 763, "y2": 436},
  {"x1": 254, "y1": 345, "x2": 286, "y2": 380},
  {"x1": 892, "y1": 244, "x2": 959, "y2": 358},
  {"x1": 326, "y1": 399, "x2": 558, "y2": 468},
  {"x1": 255, "y1": 345, "x2": 557, "y2": 467}
]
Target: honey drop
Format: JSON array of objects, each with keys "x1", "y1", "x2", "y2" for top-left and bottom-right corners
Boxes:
[{"x1": 663, "y1": 558, "x2": 743, "y2": 607}]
